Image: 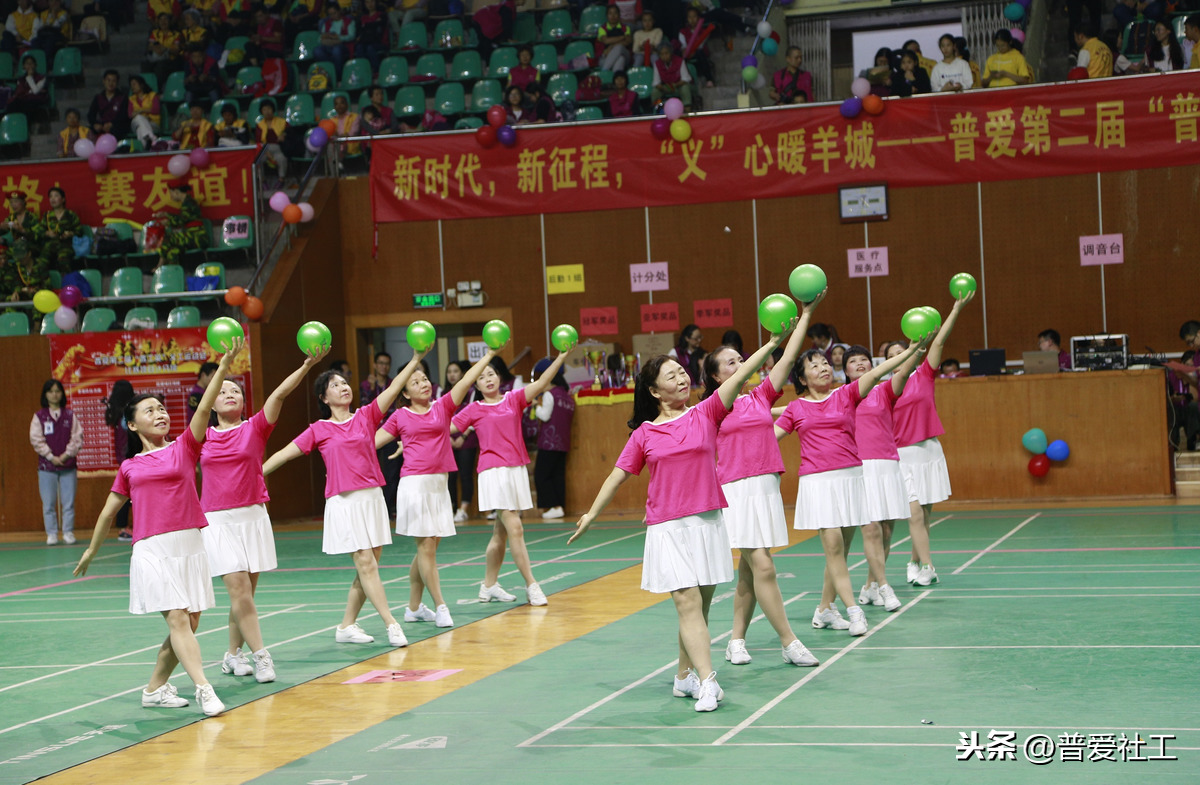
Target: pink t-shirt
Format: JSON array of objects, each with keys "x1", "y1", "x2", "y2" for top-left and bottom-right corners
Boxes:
[
  {"x1": 200, "y1": 410, "x2": 276, "y2": 512},
  {"x1": 382, "y1": 395, "x2": 458, "y2": 477},
  {"x1": 452, "y1": 389, "x2": 531, "y2": 472},
  {"x1": 292, "y1": 404, "x2": 386, "y2": 498},
  {"x1": 892, "y1": 359, "x2": 945, "y2": 447},
  {"x1": 615, "y1": 393, "x2": 730, "y2": 526},
  {"x1": 716, "y1": 377, "x2": 786, "y2": 485},
  {"x1": 775, "y1": 383, "x2": 863, "y2": 476},
  {"x1": 111, "y1": 428, "x2": 207, "y2": 544},
  {"x1": 854, "y1": 382, "x2": 901, "y2": 461}
]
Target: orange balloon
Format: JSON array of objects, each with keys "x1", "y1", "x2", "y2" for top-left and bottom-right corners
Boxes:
[
  {"x1": 282, "y1": 204, "x2": 302, "y2": 224},
  {"x1": 319, "y1": 119, "x2": 337, "y2": 135},
  {"x1": 862, "y1": 95, "x2": 884, "y2": 115},
  {"x1": 224, "y1": 285, "x2": 247, "y2": 306},
  {"x1": 241, "y1": 295, "x2": 264, "y2": 321}
]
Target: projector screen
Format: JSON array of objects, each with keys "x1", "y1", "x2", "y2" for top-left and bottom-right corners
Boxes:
[{"x1": 851, "y1": 22, "x2": 965, "y2": 79}]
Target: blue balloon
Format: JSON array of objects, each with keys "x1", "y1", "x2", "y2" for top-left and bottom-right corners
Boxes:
[
  {"x1": 1021, "y1": 428, "x2": 1048, "y2": 454},
  {"x1": 1046, "y1": 439, "x2": 1070, "y2": 462}
]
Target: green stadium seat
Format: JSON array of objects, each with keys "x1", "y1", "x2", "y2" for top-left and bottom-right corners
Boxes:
[
  {"x1": 108, "y1": 266, "x2": 143, "y2": 297},
  {"x1": 511, "y1": 13, "x2": 537, "y2": 44},
  {"x1": 434, "y1": 82, "x2": 465, "y2": 116},
  {"x1": 540, "y1": 9, "x2": 572, "y2": 42},
  {"x1": 469, "y1": 79, "x2": 503, "y2": 112},
  {"x1": 532, "y1": 44, "x2": 558, "y2": 74},
  {"x1": 291, "y1": 30, "x2": 321, "y2": 62},
  {"x1": 81, "y1": 307, "x2": 117, "y2": 332},
  {"x1": 123, "y1": 306, "x2": 158, "y2": 330},
  {"x1": 575, "y1": 105, "x2": 603, "y2": 121},
  {"x1": 448, "y1": 49, "x2": 483, "y2": 82},
  {"x1": 379, "y1": 55, "x2": 409, "y2": 90},
  {"x1": 284, "y1": 93, "x2": 317, "y2": 126},
  {"x1": 578, "y1": 5, "x2": 606, "y2": 37},
  {"x1": 394, "y1": 22, "x2": 427, "y2": 52},
  {"x1": 546, "y1": 72, "x2": 576, "y2": 105},
  {"x1": 393, "y1": 85, "x2": 426, "y2": 118},
  {"x1": 431, "y1": 19, "x2": 465, "y2": 50},
  {"x1": 167, "y1": 306, "x2": 201, "y2": 328},
  {"x1": 0, "y1": 312, "x2": 30, "y2": 336},
  {"x1": 563, "y1": 40, "x2": 594, "y2": 72},
  {"x1": 488, "y1": 47, "x2": 518, "y2": 78},
  {"x1": 340, "y1": 58, "x2": 373, "y2": 90}
]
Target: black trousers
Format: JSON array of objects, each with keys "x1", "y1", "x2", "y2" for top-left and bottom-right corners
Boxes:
[
  {"x1": 534, "y1": 449, "x2": 567, "y2": 509},
  {"x1": 449, "y1": 446, "x2": 477, "y2": 509}
]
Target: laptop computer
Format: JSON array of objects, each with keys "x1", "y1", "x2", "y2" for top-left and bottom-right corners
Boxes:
[
  {"x1": 1023, "y1": 350, "x2": 1060, "y2": 374},
  {"x1": 968, "y1": 348, "x2": 1006, "y2": 376}
]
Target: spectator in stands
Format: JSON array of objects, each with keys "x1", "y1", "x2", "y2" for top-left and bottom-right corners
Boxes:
[
  {"x1": 215, "y1": 102, "x2": 250, "y2": 146},
  {"x1": 180, "y1": 8, "x2": 211, "y2": 49},
  {"x1": 903, "y1": 39, "x2": 937, "y2": 78},
  {"x1": 508, "y1": 46, "x2": 539, "y2": 92},
  {"x1": 255, "y1": 98, "x2": 289, "y2": 187},
  {"x1": 632, "y1": 11, "x2": 662, "y2": 67},
  {"x1": 361, "y1": 350, "x2": 401, "y2": 518},
  {"x1": 652, "y1": 41, "x2": 693, "y2": 110},
  {"x1": 696, "y1": 0, "x2": 752, "y2": 48},
  {"x1": 2, "y1": 239, "x2": 49, "y2": 303},
  {"x1": 314, "y1": 4, "x2": 355, "y2": 78},
  {"x1": 144, "y1": 12, "x2": 184, "y2": 87},
  {"x1": 608, "y1": 70, "x2": 636, "y2": 117},
  {"x1": 128, "y1": 75, "x2": 162, "y2": 149},
  {"x1": 8, "y1": 55, "x2": 50, "y2": 122},
  {"x1": 1037, "y1": 329, "x2": 1072, "y2": 370},
  {"x1": 35, "y1": 0, "x2": 71, "y2": 60},
  {"x1": 2, "y1": 192, "x2": 38, "y2": 246},
  {"x1": 187, "y1": 362, "x2": 219, "y2": 420},
  {"x1": 331, "y1": 93, "x2": 361, "y2": 156},
  {"x1": 938, "y1": 358, "x2": 962, "y2": 378},
  {"x1": 357, "y1": 0, "x2": 389, "y2": 72},
  {"x1": 214, "y1": 0, "x2": 250, "y2": 42},
  {"x1": 668, "y1": 323, "x2": 705, "y2": 386},
  {"x1": 360, "y1": 104, "x2": 387, "y2": 157},
  {"x1": 806, "y1": 322, "x2": 839, "y2": 360},
  {"x1": 770, "y1": 46, "x2": 811, "y2": 104},
  {"x1": 184, "y1": 45, "x2": 225, "y2": 104},
  {"x1": 597, "y1": 4, "x2": 632, "y2": 73},
  {"x1": 678, "y1": 6, "x2": 714, "y2": 87},
  {"x1": 956, "y1": 36, "x2": 981, "y2": 87},
  {"x1": 982, "y1": 29, "x2": 1033, "y2": 87},
  {"x1": 1113, "y1": 0, "x2": 1162, "y2": 32},
  {"x1": 36, "y1": 187, "x2": 83, "y2": 272},
  {"x1": 525, "y1": 82, "x2": 556, "y2": 123},
  {"x1": 148, "y1": 0, "x2": 181, "y2": 22},
  {"x1": 1, "y1": 0, "x2": 40, "y2": 57},
  {"x1": 504, "y1": 84, "x2": 530, "y2": 124},
  {"x1": 471, "y1": 0, "x2": 519, "y2": 59},
  {"x1": 891, "y1": 49, "x2": 931, "y2": 96},
  {"x1": 175, "y1": 102, "x2": 216, "y2": 149},
  {"x1": 284, "y1": 0, "x2": 322, "y2": 45},
  {"x1": 245, "y1": 7, "x2": 285, "y2": 66},
  {"x1": 931, "y1": 32, "x2": 972, "y2": 92},
  {"x1": 154, "y1": 182, "x2": 207, "y2": 270},
  {"x1": 364, "y1": 85, "x2": 395, "y2": 131},
  {"x1": 1129, "y1": 19, "x2": 1185, "y2": 72},
  {"x1": 829, "y1": 344, "x2": 847, "y2": 383},
  {"x1": 57, "y1": 108, "x2": 90, "y2": 158},
  {"x1": 860, "y1": 47, "x2": 897, "y2": 97},
  {"x1": 1186, "y1": 15, "x2": 1200, "y2": 69},
  {"x1": 389, "y1": 0, "x2": 428, "y2": 45},
  {"x1": 1074, "y1": 22, "x2": 1113, "y2": 77}
]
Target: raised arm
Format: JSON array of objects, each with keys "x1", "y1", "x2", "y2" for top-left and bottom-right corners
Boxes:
[
  {"x1": 927, "y1": 291, "x2": 974, "y2": 369},
  {"x1": 375, "y1": 348, "x2": 429, "y2": 416},
  {"x1": 450, "y1": 348, "x2": 500, "y2": 406},
  {"x1": 858, "y1": 340, "x2": 922, "y2": 399},
  {"x1": 523, "y1": 350, "x2": 570, "y2": 401},
  {"x1": 891, "y1": 333, "x2": 935, "y2": 396},
  {"x1": 718, "y1": 321, "x2": 793, "y2": 409},
  {"x1": 769, "y1": 290, "x2": 825, "y2": 392},
  {"x1": 568, "y1": 466, "x2": 633, "y2": 544},
  {"x1": 191, "y1": 337, "x2": 245, "y2": 443},
  {"x1": 263, "y1": 346, "x2": 330, "y2": 425},
  {"x1": 73, "y1": 492, "x2": 130, "y2": 576},
  {"x1": 263, "y1": 442, "x2": 303, "y2": 476}
]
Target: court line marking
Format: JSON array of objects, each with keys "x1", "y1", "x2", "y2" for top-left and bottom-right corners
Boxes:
[
  {"x1": 552, "y1": 723, "x2": 1200, "y2": 731},
  {"x1": 951, "y1": 513, "x2": 1041, "y2": 575},
  {"x1": 0, "y1": 551, "x2": 125, "y2": 582}
]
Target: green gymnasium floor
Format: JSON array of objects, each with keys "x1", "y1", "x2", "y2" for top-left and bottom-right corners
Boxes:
[{"x1": 1, "y1": 507, "x2": 1198, "y2": 784}]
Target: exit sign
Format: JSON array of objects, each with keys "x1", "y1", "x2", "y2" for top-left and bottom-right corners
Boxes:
[{"x1": 412, "y1": 292, "x2": 445, "y2": 309}]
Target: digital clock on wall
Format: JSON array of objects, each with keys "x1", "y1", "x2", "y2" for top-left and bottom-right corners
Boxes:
[
  {"x1": 839, "y1": 183, "x2": 889, "y2": 223},
  {"x1": 412, "y1": 292, "x2": 445, "y2": 309}
]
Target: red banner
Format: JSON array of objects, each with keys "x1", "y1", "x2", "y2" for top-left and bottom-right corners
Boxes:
[
  {"x1": 370, "y1": 73, "x2": 1200, "y2": 222},
  {"x1": 49, "y1": 327, "x2": 254, "y2": 472},
  {"x1": 693, "y1": 298, "x2": 733, "y2": 329},
  {"x1": 580, "y1": 306, "x2": 618, "y2": 336},
  {"x1": 1, "y1": 148, "x2": 257, "y2": 227},
  {"x1": 640, "y1": 301, "x2": 679, "y2": 333}
]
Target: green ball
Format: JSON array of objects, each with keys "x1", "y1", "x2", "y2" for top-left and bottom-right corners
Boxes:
[
  {"x1": 207, "y1": 316, "x2": 244, "y2": 353},
  {"x1": 551, "y1": 323, "x2": 578, "y2": 352},
  {"x1": 758, "y1": 293, "x2": 797, "y2": 334},
  {"x1": 296, "y1": 320, "x2": 332, "y2": 354},
  {"x1": 901, "y1": 308, "x2": 934, "y2": 342},
  {"x1": 406, "y1": 320, "x2": 436, "y2": 352},
  {"x1": 919, "y1": 306, "x2": 942, "y2": 334},
  {"x1": 482, "y1": 319, "x2": 511, "y2": 350},
  {"x1": 788, "y1": 264, "x2": 827, "y2": 303},
  {"x1": 949, "y1": 272, "x2": 977, "y2": 299}
]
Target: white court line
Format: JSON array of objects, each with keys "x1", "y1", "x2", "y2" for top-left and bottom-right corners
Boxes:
[
  {"x1": 951, "y1": 513, "x2": 1040, "y2": 575},
  {"x1": 531, "y1": 742, "x2": 954, "y2": 748},
  {"x1": 927, "y1": 593, "x2": 1200, "y2": 599},
  {"x1": 553, "y1": 723, "x2": 1200, "y2": 731},
  {"x1": 495, "y1": 530, "x2": 646, "y2": 583},
  {"x1": 952, "y1": 570, "x2": 1200, "y2": 575},
  {"x1": 0, "y1": 551, "x2": 125, "y2": 582},
  {"x1": 0, "y1": 662, "x2": 161, "y2": 670},
  {"x1": 827, "y1": 644, "x2": 1200, "y2": 650}
]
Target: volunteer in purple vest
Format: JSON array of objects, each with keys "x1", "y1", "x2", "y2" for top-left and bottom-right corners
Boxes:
[
  {"x1": 30, "y1": 379, "x2": 83, "y2": 546},
  {"x1": 532, "y1": 357, "x2": 575, "y2": 520}
]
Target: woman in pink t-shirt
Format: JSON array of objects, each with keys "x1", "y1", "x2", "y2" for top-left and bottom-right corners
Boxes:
[
  {"x1": 374, "y1": 348, "x2": 499, "y2": 629},
  {"x1": 891, "y1": 290, "x2": 974, "y2": 588},
  {"x1": 263, "y1": 351, "x2": 428, "y2": 649},
  {"x1": 700, "y1": 294, "x2": 822, "y2": 670},
  {"x1": 73, "y1": 339, "x2": 245, "y2": 718},
  {"x1": 570, "y1": 329, "x2": 790, "y2": 713},
  {"x1": 774, "y1": 341, "x2": 923, "y2": 638},
  {"x1": 451, "y1": 348, "x2": 569, "y2": 607},
  {"x1": 842, "y1": 339, "x2": 931, "y2": 614},
  {"x1": 201, "y1": 345, "x2": 331, "y2": 684}
]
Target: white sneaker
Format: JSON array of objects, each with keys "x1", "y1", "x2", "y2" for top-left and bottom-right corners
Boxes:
[
  {"x1": 387, "y1": 623, "x2": 408, "y2": 647},
  {"x1": 478, "y1": 582, "x2": 517, "y2": 602},
  {"x1": 434, "y1": 604, "x2": 454, "y2": 627},
  {"x1": 486, "y1": 511, "x2": 497, "y2": 521},
  {"x1": 915, "y1": 564, "x2": 939, "y2": 587},
  {"x1": 221, "y1": 649, "x2": 253, "y2": 676},
  {"x1": 725, "y1": 638, "x2": 752, "y2": 665},
  {"x1": 526, "y1": 582, "x2": 548, "y2": 606},
  {"x1": 858, "y1": 581, "x2": 880, "y2": 606},
  {"x1": 782, "y1": 639, "x2": 819, "y2": 666},
  {"x1": 878, "y1": 583, "x2": 902, "y2": 612},
  {"x1": 672, "y1": 669, "x2": 700, "y2": 698},
  {"x1": 252, "y1": 649, "x2": 276, "y2": 683},
  {"x1": 195, "y1": 683, "x2": 225, "y2": 716},
  {"x1": 404, "y1": 603, "x2": 437, "y2": 622},
  {"x1": 142, "y1": 682, "x2": 189, "y2": 708},
  {"x1": 906, "y1": 561, "x2": 920, "y2": 584},
  {"x1": 541, "y1": 506, "x2": 564, "y2": 519},
  {"x1": 63, "y1": 532, "x2": 76, "y2": 545},
  {"x1": 46, "y1": 534, "x2": 58, "y2": 546},
  {"x1": 812, "y1": 606, "x2": 851, "y2": 630},
  {"x1": 453, "y1": 508, "x2": 469, "y2": 523},
  {"x1": 847, "y1": 605, "x2": 868, "y2": 637},
  {"x1": 335, "y1": 623, "x2": 374, "y2": 644},
  {"x1": 695, "y1": 673, "x2": 722, "y2": 712}
]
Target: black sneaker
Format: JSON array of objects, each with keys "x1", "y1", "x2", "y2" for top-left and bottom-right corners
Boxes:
[{"x1": 118, "y1": 530, "x2": 133, "y2": 541}]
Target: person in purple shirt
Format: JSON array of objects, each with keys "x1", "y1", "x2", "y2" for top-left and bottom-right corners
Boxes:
[
  {"x1": 532, "y1": 357, "x2": 575, "y2": 520},
  {"x1": 87, "y1": 69, "x2": 131, "y2": 138},
  {"x1": 187, "y1": 362, "x2": 219, "y2": 421},
  {"x1": 1037, "y1": 329, "x2": 1072, "y2": 371}
]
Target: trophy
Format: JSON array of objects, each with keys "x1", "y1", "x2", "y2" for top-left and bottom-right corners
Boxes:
[
  {"x1": 624, "y1": 354, "x2": 639, "y2": 388},
  {"x1": 585, "y1": 348, "x2": 607, "y2": 390}
]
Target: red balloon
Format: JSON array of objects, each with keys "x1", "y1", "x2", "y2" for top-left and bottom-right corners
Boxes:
[
  {"x1": 241, "y1": 295, "x2": 264, "y2": 321},
  {"x1": 862, "y1": 95, "x2": 884, "y2": 115},
  {"x1": 224, "y1": 285, "x2": 247, "y2": 306},
  {"x1": 476, "y1": 125, "x2": 497, "y2": 148},
  {"x1": 769, "y1": 31, "x2": 781, "y2": 43},
  {"x1": 1028, "y1": 454, "x2": 1051, "y2": 478},
  {"x1": 282, "y1": 204, "x2": 303, "y2": 224},
  {"x1": 486, "y1": 105, "x2": 506, "y2": 128}
]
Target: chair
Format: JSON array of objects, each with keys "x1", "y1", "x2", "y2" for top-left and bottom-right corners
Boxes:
[
  {"x1": 225, "y1": 35, "x2": 250, "y2": 54},
  {"x1": 109, "y1": 266, "x2": 144, "y2": 297},
  {"x1": 0, "y1": 114, "x2": 30, "y2": 156},
  {"x1": 455, "y1": 116, "x2": 484, "y2": 129},
  {"x1": 41, "y1": 315, "x2": 64, "y2": 335},
  {"x1": 414, "y1": 52, "x2": 446, "y2": 84},
  {"x1": 578, "y1": 4, "x2": 606, "y2": 37},
  {"x1": 627, "y1": 66, "x2": 652, "y2": 99},
  {"x1": 430, "y1": 19, "x2": 465, "y2": 50},
  {"x1": 469, "y1": 78, "x2": 502, "y2": 111},
  {"x1": 340, "y1": 58, "x2": 373, "y2": 90},
  {"x1": 546, "y1": 72, "x2": 576, "y2": 105},
  {"x1": 540, "y1": 9, "x2": 572, "y2": 42},
  {"x1": 434, "y1": 82, "x2": 465, "y2": 116},
  {"x1": 94, "y1": 222, "x2": 135, "y2": 266},
  {"x1": 123, "y1": 307, "x2": 158, "y2": 330},
  {"x1": 166, "y1": 306, "x2": 201, "y2": 328},
  {"x1": 379, "y1": 55, "x2": 409, "y2": 90},
  {"x1": 284, "y1": 93, "x2": 317, "y2": 126},
  {"x1": 393, "y1": 85, "x2": 426, "y2": 119},
  {"x1": 448, "y1": 50, "x2": 483, "y2": 82},
  {"x1": 152, "y1": 264, "x2": 186, "y2": 295},
  {"x1": 0, "y1": 53, "x2": 13, "y2": 81},
  {"x1": 304, "y1": 61, "x2": 337, "y2": 93},
  {"x1": 563, "y1": 40, "x2": 595, "y2": 73},
  {"x1": 162, "y1": 71, "x2": 187, "y2": 103},
  {"x1": 140, "y1": 72, "x2": 159, "y2": 92},
  {"x1": 78, "y1": 268, "x2": 102, "y2": 297},
  {"x1": 511, "y1": 12, "x2": 537, "y2": 44},
  {"x1": 532, "y1": 44, "x2": 559, "y2": 74},
  {"x1": 81, "y1": 307, "x2": 117, "y2": 332},
  {"x1": 319, "y1": 91, "x2": 351, "y2": 119},
  {"x1": 0, "y1": 312, "x2": 29, "y2": 336},
  {"x1": 394, "y1": 22, "x2": 428, "y2": 52},
  {"x1": 235, "y1": 66, "x2": 263, "y2": 93},
  {"x1": 247, "y1": 96, "x2": 265, "y2": 124},
  {"x1": 219, "y1": 215, "x2": 255, "y2": 260},
  {"x1": 595, "y1": 68, "x2": 614, "y2": 84},
  {"x1": 575, "y1": 105, "x2": 602, "y2": 120},
  {"x1": 23, "y1": 49, "x2": 47, "y2": 74},
  {"x1": 51, "y1": 47, "x2": 83, "y2": 85},
  {"x1": 291, "y1": 30, "x2": 322, "y2": 62},
  {"x1": 488, "y1": 47, "x2": 518, "y2": 78},
  {"x1": 195, "y1": 261, "x2": 226, "y2": 289}
]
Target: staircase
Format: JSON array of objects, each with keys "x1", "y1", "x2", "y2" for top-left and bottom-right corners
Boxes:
[{"x1": 1176, "y1": 451, "x2": 1200, "y2": 498}]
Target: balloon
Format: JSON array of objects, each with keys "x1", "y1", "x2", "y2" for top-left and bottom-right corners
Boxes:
[
  {"x1": 753, "y1": 73, "x2": 767, "y2": 89},
  {"x1": 851, "y1": 77, "x2": 871, "y2": 98},
  {"x1": 298, "y1": 202, "x2": 315, "y2": 222},
  {"x1": 742, "y1": 65, "x2": 758, "y2": 83},
  {"x1": 949, "y1": 272, "x2": 977, "y2": 298},
  {"x1": 297, "y1": 320, "x2": 333, "y2": 353},
  {"x1": 482, "y1": 319, "x2": 511, "y2": 349},
  {"x1": 650, "y1": 117, "x2": 671, "y2": 140},
  {"x1": 1067, "y1": 66, "x2": 1089, "y2": 80},
  {"x1": 282, "y1": 204, "x2": 302, "y2": 224},
  {"x1": 741, "y1": 55, "x2": 758, "y2": 68},
  {"x1": 1046, "y1": 439, "x2": 1070, "y2": 462},
  {"x1": 486, "y1": 104, "x2": 506, "y2": 128},
  {"x1": 758, "y1": 293, "x2": 798, "y2": 334},
  {"x1": 168, "y1": 154, "x2": 191, "y2": 177},
  {"x1": 59, "y1": 285, "x2": 83, "y2": 308},
  {"x1": 269, "y1": 191, "x2": 291, "y2": 213},
  {"x1": 1021, "y1": 427, "x2": 1048, "y2": 454},
  {"x1": 307, "y1": 126, "x2": 328, "y2": 148},
  {"x1": 497, "y1": 124, "x2": 516, "y2": 147},
  {"x1": 756, "y1": 20, "x2": 773, "y2": 38},
  {"x1": 669, "y1": 118, "x2": 691, "y2": 143},
  {"x1": 88, "y1": 152, "x2": 108, "y2": 173},
  {"x1": 551, "y1": 323, "x2": 578, "y2": 352},
  {"x1": 761, "y1": 38, "x2": 778, "y2": 56},
  {"x1": 73, "y1": 138, "x2": 95, "y2": 158},
  {"x1": 900, "y1": 307, "x2": 935, "y2": 342},
  {"x1": 663, "y1": 97, "x2": 684, "y2": 121},
  {"x1": 319, "y1": 119, "x2": 337, "y2": 135},
  {"x1": 476, "y1": 125, "x2": 497, "y2": 148},
  {"x1": 207, "y1": 316, "x2": 244, "y2": 352},
  {"x1": 788, "y1": 264, "x2": 826, "y2": 303},
  {"x1": 189, "y1": 147, "x2": 210, "y2": 168},
  {"x1": 769, "y1": 31, "x2": 781, "y2": 42},
  {"x1": 840, "y1": 97, "x2": 862, "y2": 119},
  {"x1": 1010, "y1": 27, "x2": 1025, "y2": 43},
  {"x1": 33, "y1": 289, "x2": 61, "y2": 314},
  {"x1": 1004, "y1": 2, "x2": 1024, "y2": 21},
  {"x1": 224, "y1": 285, "x2": 248, "y2": 306},
  {"x1": 1028, "y1": 454, "x2": 1051, "y2": 477},
  {"x1": 862, "y1": 94, "x2": 884, "y2": 115},
  {"x1": 241, "y1": 295, "x2": 264, "y2": 321},
  {"x1": 94, "y1": 133, "x2": 118, "y2": 155},
  {"x1": 53, "y1": 306, "x2": 78, "y2": 331},
  {"x1": 406, "y1": 319, "x2": 437, "y2": 352}
]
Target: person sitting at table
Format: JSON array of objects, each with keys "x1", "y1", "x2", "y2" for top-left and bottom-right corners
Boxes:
[{"x1": 1037, "y1": 329, "x2": 1071, "y2": 370}]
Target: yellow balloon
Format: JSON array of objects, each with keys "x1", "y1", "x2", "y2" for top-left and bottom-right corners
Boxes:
[
  {"x1": 669, "y1": 118, "x2": 692, "y2": 143},
  {"x1": 33, "y1": 289, "x2": 61, "y2": 314}
]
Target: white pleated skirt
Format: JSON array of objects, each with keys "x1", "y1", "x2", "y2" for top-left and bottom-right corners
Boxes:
[
  {"x1": 477, "y1": 465, "x2": 533, "y2": 512},
  {"x1": 794, "y1": 465, "x2": 869, "y2": 530},
  {"x1": 323, "y1": 487, "x2": 393, "y2": 555},
  {"x1": 897, "y1": 437, "x2": 952, "y2": 505},
  {"x1": 202, "y1": 504, "x2": 278, "y2": 577},
  {"x1": 396, "y1": 473, "x2": 456, "y2": 538},
  {"x1": 129, "y1": 528, "x2": 215, "y2": 614},
  {"x1": 720, "y1": 473, "x2": 789, "y2": 549},
  {"x1": 641, "y1": 510, "x2": 734, "y2": 594},
  {"x1": 861, "y1": 459, "x2": 912, "y2": 522}
]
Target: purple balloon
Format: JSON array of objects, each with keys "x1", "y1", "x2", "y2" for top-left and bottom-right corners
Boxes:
[
  {"x1": 167, "y1": 154, "x2": 191, "y2": 177},
  {"x1": 741, "y1": 55, "x2": 758, "y2": 68},
  {"x1": 497, "y1": 124, "x2": 516, "y2": 147},
  {"x1": 189, "y1": 147, "x2": 210, "y2": 168},
  {"x1": 88, "y1": 152, "x2": 108, "y2": 173},
  {"x1": 650, "y1": 117, "x2": 671, "y2": 140},
  {"x1": 840, "y1": 97, "x2": 863, "y2": 119},
  {"x1": 308, "y1": 127, "x2": 329, "y2": 148},
  {"x1": 94, "y1": 133, "x2": 118, "y2": 155},
  {"x1": 54, "y1": 306, "x2": 78, "y2": 331},
  {"x1": 59, "y1": 285, "x2": 83, "y2": 308},
  {"x1": 268, "y1": 190, "x2": 291, "y2": 213}
]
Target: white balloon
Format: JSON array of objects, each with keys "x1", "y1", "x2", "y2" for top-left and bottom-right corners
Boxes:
[
  {"x1": 753, "y1": 73, "x2": 767, "y2": 89},
  {"x1": 756, "y1": 20, "x2": 773, "y2": 39}
]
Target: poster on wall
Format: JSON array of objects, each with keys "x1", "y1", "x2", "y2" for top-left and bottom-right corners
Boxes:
[{"x1": 48, "y1": 328, "x2": 254, "y2": 472}]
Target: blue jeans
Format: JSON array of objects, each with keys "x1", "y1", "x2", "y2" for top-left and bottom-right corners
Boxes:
[{"x1": 38, "y1": 469, "x2": 77, "y2": 536}]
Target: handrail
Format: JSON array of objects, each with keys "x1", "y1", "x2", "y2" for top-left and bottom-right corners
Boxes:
[
  {"x1": 245, "y1": 148, "x2": 326, "y2": 295},
  {"x1": 5, "y1": 289, "x2": 230, "y2": 311}
]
